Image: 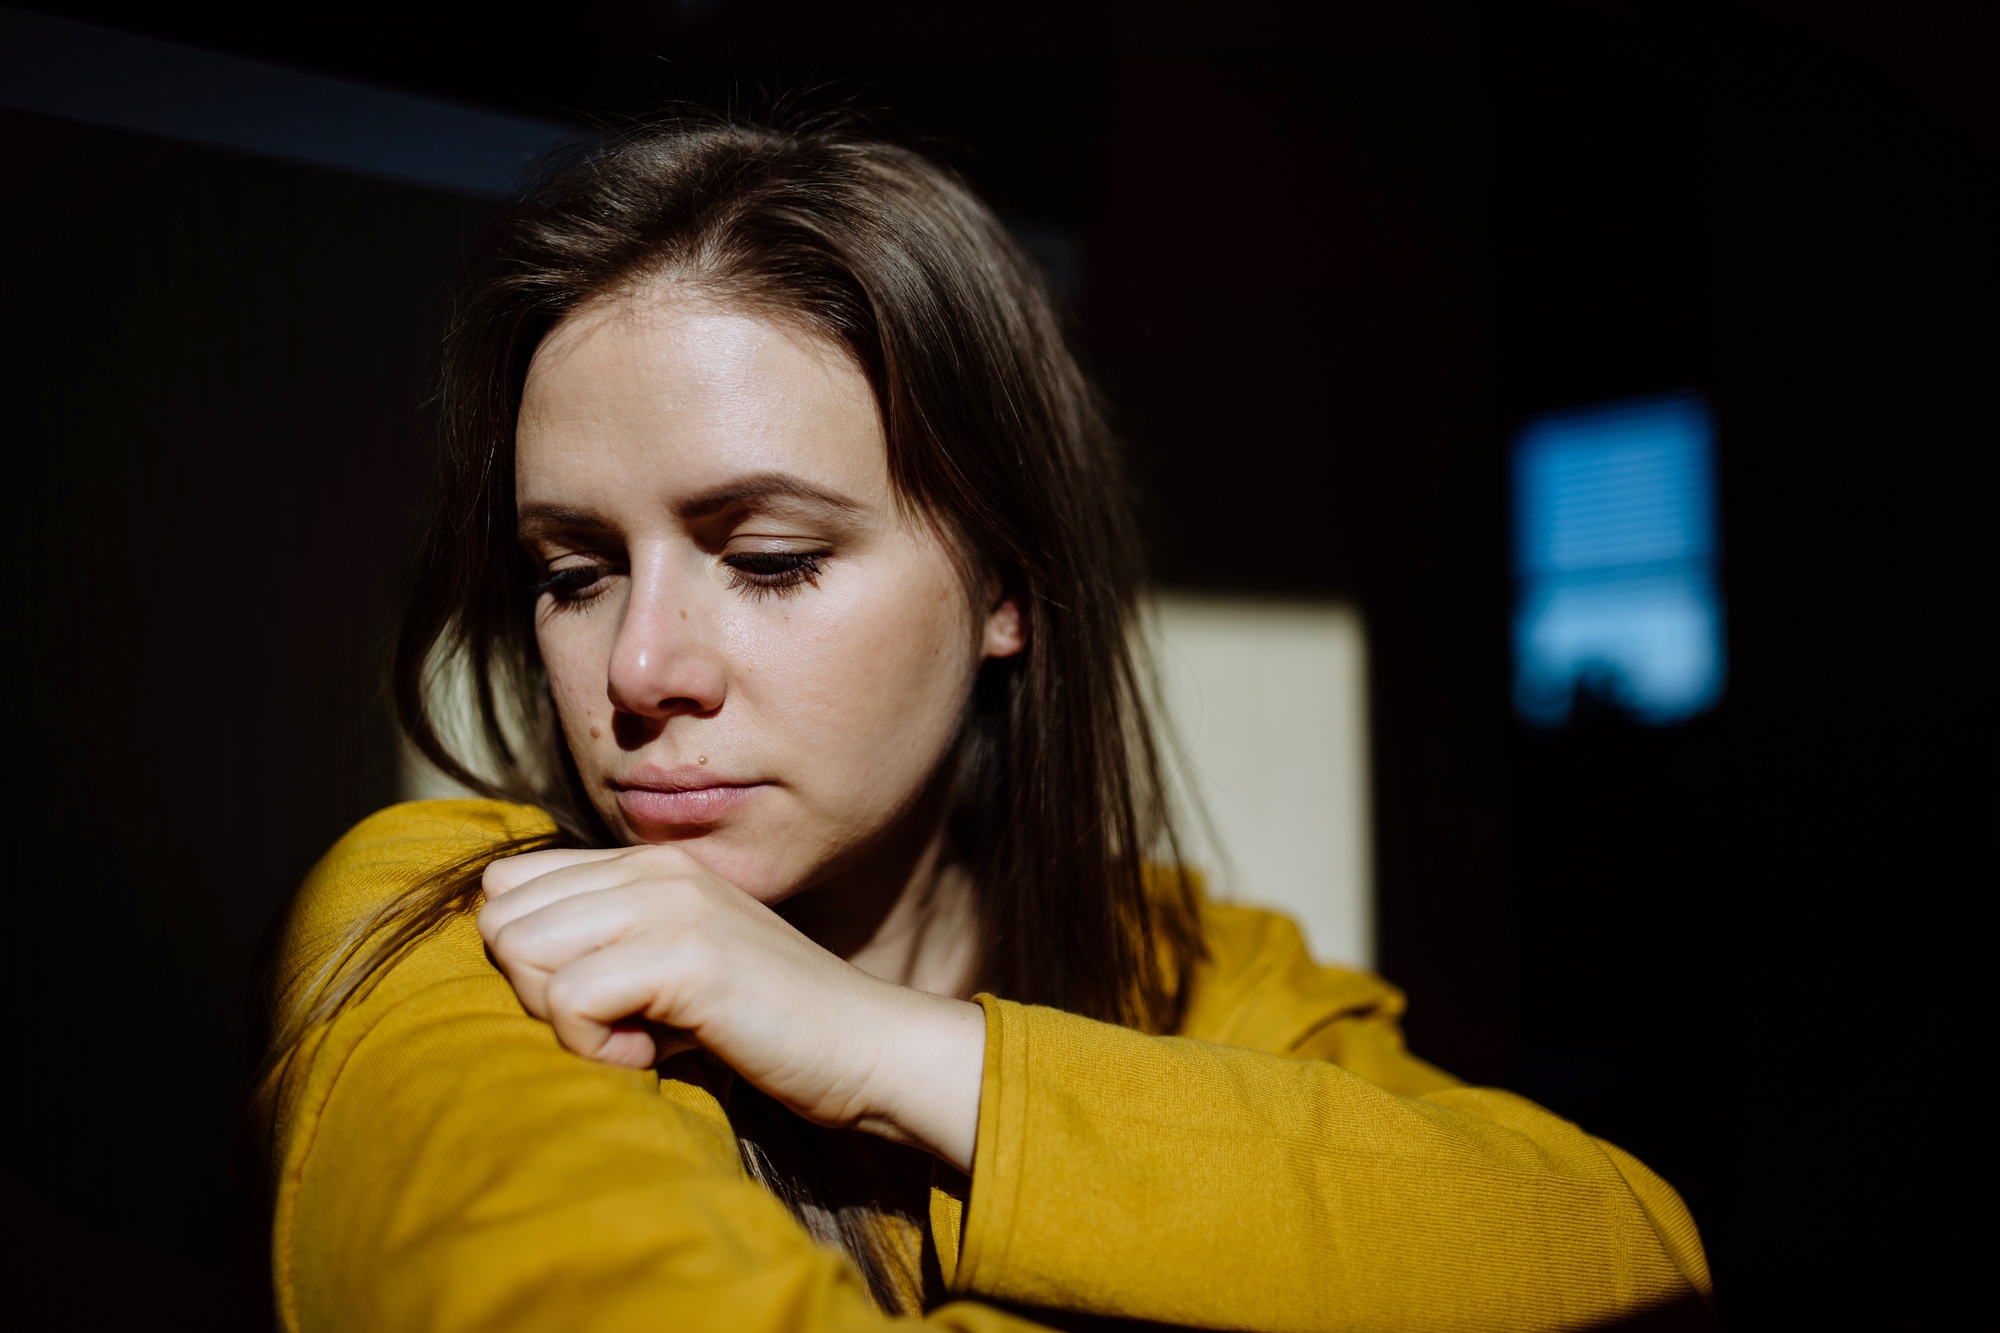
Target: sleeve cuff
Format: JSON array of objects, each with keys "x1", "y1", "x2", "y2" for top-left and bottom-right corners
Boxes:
[{"x1": 943, "y1": 992, "x2": 1030, "y2": 1294}]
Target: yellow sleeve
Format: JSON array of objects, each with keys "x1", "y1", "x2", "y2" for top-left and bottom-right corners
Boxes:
[
  {"x1": 945, "y1": 904, "x2": 1714, "y2": 1332},
  {"x1": 267, "y1": 801, "x2": 1046, "y2": 1333}
]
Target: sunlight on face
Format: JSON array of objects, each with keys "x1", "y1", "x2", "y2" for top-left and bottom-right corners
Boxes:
[{"x1": 515, "y1": 288, "x2": 1021, "y2": 903}]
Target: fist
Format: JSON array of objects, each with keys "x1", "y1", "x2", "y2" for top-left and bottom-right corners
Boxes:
[{"x1": 476, "y1": 843, "x2": 985, "y2": 1169}]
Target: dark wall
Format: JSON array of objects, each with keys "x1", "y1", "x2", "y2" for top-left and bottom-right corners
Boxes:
[
  {"x1": 1081, "y1": 43, "x2": 1517, "y2": 1091},
  {"x1": 0, "y1": 107, "x2": 484, "y2": 1329},
  {"x1": 1675, "y1": 16, "x2": 1991, "y2": 1322},
  {"x1": 2, "y1": 3, "x2": 1993, "y2": 1328},
  {"x1": 1486, "y1": 12, "x2": 1994, "y2": 1326}
]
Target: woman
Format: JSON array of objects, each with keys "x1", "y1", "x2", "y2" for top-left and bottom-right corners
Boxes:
[{"x1": 260, "y1": 118, "x2": 1711, "y2": 1332}]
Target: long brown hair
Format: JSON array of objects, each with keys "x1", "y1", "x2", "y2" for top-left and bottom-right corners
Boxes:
[{"x1": 270, "y1": 112, "x2": 1202, "y2": 1309}]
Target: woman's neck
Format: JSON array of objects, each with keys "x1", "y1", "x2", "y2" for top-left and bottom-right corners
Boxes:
[
  {"x1": 774, "y1": 778, "x2": 981, "y2": 1000},
  {"x1": 842, "y1": 849, "x2": 980, "y2": 998}
]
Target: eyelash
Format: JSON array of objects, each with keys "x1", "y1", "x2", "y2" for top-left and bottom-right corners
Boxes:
[
  {"x1": 528, "y1": 553, "x2": 827, "y2": 608},
  {"x1": 723, "y1": 551, "x2": 827, "y2": 599},
  {"x1": 529, "y1": 565, "x2": 617, "y2": 609}
]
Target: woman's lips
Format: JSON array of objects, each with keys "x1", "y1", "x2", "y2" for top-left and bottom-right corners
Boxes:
[{"x1": 615, "y1": 782, "x2": 764, "y2": 828}]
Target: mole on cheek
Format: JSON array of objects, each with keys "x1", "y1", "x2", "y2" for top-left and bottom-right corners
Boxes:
[
  {"x1": 590, "y1": 726, "x2": 602, "y2": 739},
  {"x1": 680, "y1": 609, "x2": 688, "y2": 620}
]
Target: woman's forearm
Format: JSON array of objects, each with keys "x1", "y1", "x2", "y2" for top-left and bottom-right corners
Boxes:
[
  {"x1": 273, "y1": 809, "x2": 1029, "y2": 1333},
  {"x1": 951, "y1": 997, "x2": 1713, "y2": 1333}
]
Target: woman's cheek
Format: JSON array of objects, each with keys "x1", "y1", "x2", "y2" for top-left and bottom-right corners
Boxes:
[
  {"x1": 834, "y1": 578, "x2": 973, "y2": 772},
  {"x1": 749, "y1": 581, "x2": 958, "y2": 800},
  {"x1": 539, "y1": 619, "x2": 615, "y2": 778}
]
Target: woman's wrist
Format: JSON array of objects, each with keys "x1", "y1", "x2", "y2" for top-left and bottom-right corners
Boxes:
[{"x1": 852, "y1": 987, "x2": 986, "y2": 1174}]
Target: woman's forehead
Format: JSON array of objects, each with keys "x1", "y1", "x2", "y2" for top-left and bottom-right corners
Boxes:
[{"x1": 516, "y1": 293, "x2": 889, "y2": 519}]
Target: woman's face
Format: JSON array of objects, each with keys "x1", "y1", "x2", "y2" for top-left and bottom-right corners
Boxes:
[{"x1": 515, "y1": 288, "x2": 1022, "y2": 904}]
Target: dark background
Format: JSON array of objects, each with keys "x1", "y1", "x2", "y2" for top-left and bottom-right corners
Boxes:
[{"x1": 1, "y1": 3, "x2": 1991, "y2": 1328}]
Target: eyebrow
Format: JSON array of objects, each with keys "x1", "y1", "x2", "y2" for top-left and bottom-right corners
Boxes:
[
  {"x1": 674, "y1": 473, "x2": 865, "y2": 521},
  {"x1": 516, "y1": 473, "x2": 865, "y2": 535},
  {"x1": 515, "y1": 503, "x2": 612, "y2": 537}
]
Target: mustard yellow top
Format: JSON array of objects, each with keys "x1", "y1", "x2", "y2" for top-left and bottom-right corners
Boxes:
[{"x1": 266, "y1": 800, "x2": 1712, "y2": 1332}]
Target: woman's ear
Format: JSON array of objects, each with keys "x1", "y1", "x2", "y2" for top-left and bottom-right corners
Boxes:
[{"x1": 983, "y1": 593, "x2": 1026, "y2": 660}]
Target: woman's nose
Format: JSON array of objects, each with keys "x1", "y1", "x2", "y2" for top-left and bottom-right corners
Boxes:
[{"x1": 605, "y1": 561, "x2": 727, "y2": 719}]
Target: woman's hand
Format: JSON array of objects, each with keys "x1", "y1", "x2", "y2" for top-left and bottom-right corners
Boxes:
[{"x1": 477, "y1": 845, "x2": 986, "y2": 1172}]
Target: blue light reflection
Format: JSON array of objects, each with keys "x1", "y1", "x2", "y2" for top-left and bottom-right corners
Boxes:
[{"x1": 1512, "y1": 393, "x2": 1725, "y2": 726}]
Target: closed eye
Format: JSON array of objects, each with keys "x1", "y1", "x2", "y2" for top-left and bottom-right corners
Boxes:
[
  {"x1": 530, "y1": 564, "x2": 619, "y2": 608},
  {"x1": 723, "y1": 551, "x2": 826, "y2": 598}
]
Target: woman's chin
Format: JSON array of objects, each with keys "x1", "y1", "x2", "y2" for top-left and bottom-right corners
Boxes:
[{"x1": 613, "y1": 818, "x2": 803, "y2": 906}]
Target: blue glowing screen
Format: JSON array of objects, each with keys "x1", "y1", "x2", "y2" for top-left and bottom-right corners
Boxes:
[{"x1": 1511, "y1": 392, "x2": 1724, "y2": 726}]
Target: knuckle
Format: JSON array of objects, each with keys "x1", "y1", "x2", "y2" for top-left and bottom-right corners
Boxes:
[
  {"x1": 543, "y1": 968, "x2": 578, "y2": 1010},
  {"x1": 544, "y1": 967, "x2": 596, "y2": 1018},
  {"x1": 489, "y1": 918, "x2": 539, "y2": 967}
]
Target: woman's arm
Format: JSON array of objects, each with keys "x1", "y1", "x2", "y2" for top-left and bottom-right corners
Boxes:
[
  {"x1": 483, "y1": 844, "x2": 1713, "y2": 1333},
  {"x1": 941, "y1": 993, "x2": 1714, "y2": 1333},
  {"x1": 477, "y1": 843, "x2": 987, "y2": 1170},
  {"x1": 270, "y1": 803, "x2": 1037, "y2": 1333}
]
